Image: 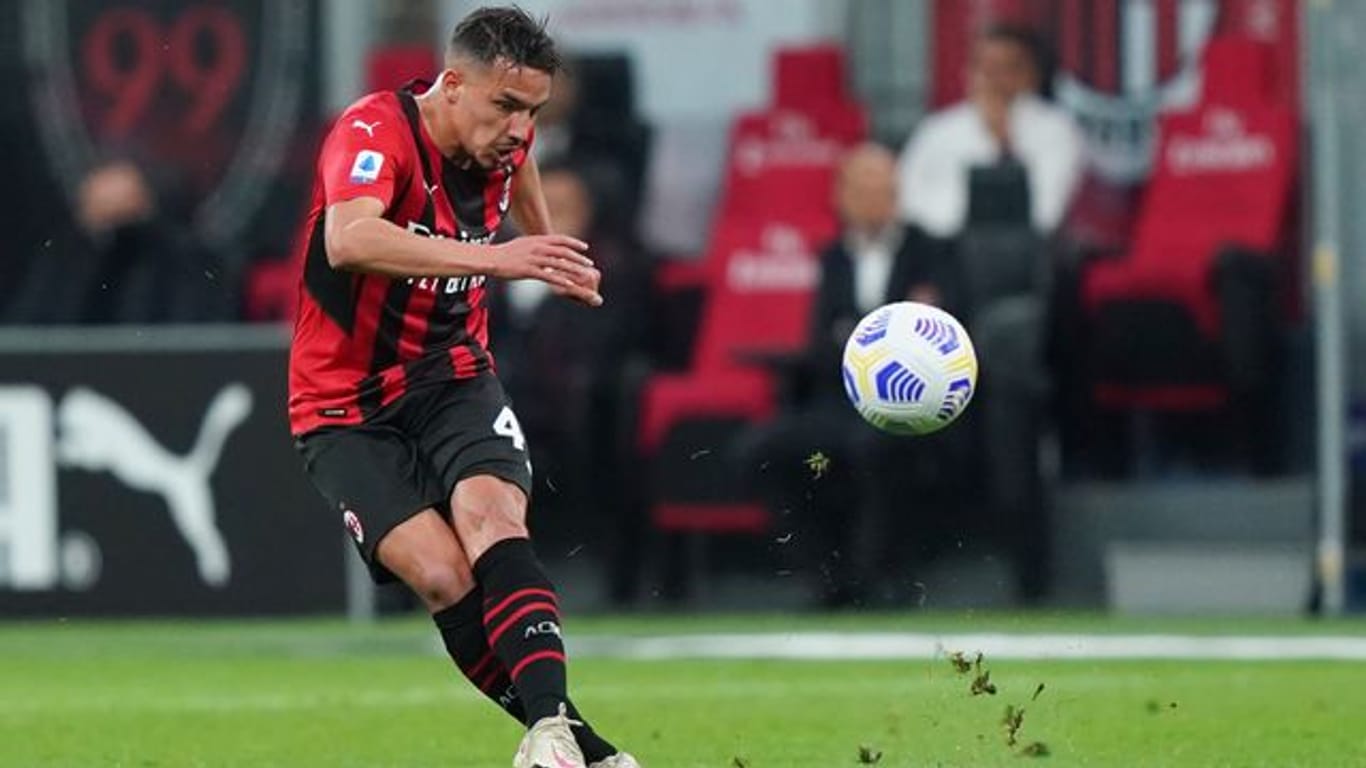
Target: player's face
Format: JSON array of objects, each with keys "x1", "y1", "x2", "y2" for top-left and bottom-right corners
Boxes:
[{"x1": 444, "y1": 59, "x2": 552, "y2": 169}]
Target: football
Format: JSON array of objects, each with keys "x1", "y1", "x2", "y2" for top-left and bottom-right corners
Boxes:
[{"x1": 840, "y1": 301, "x2": 978, "y2": 435}]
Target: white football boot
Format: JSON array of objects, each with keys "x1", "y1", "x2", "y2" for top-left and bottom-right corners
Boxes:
[
  {"x1": 513, "y1": 704, "x2": 587, "y2": 768},
  {"x1": 588, "y1": 753, "x2": 642, "y2": 768}
]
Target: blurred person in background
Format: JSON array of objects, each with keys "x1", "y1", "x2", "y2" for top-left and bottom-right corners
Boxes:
[
  {"x1": 490, "y1": 162, "x2": 650, "y2": 577},
  {"x1": 896, "y1": 24, "x2": 1080, "y2": 603},
  {"x1": 530, "y1": 69, "x2": 579, "y2": 168},
  {"x1": 286, "y1": 8, "x2": 635, "y2": 768},
  {"x1": 528, "y1": 53, "x2": 651, "y2": 240},
  {"x1": 5, "y1": 159, "x2": 236, "y2": 324},
  {"x1": 896, "y1": 24, "x2": 1083, "y2": 240},
  {"x1": 737, "y1": 142, "x2": 962, "y2": 609}
]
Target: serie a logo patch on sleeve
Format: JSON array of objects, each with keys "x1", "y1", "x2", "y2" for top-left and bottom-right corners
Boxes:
[{"x1": 349, "y1": 150, "x2": 384, "y2": 184}]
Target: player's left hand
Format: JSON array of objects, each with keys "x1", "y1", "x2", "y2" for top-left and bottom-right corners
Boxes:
[{"x1": 552, "y1": 262, "x2": 602, "y2": 307}]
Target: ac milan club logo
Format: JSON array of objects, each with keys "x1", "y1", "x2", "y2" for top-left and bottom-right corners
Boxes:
[
  {"x1": 1050, "y1": 0, "x2": 1219, "y2": 183},
  {"x1": 21, "y1": 0, "x2": 311, "y2": 246},
  {"x1": 342, "y1": 510, "x2": 364, "y2": 544}
]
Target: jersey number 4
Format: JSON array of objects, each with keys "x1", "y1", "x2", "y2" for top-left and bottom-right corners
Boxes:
[{"x1": 492, "y1": 406, "x2": 527, "y2": 451}]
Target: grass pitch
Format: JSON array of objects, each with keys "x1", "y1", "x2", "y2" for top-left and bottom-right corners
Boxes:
[{"x1": 3, "y1": 614, "x2": 1366, "y2": 767}]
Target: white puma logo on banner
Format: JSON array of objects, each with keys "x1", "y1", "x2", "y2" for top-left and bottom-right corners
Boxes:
[{"x1": 55, "y1": 385, "x2": 254, "y2": 587}]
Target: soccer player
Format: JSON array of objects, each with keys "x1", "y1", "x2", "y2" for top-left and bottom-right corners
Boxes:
[{"x1": 288, "y1": 7, "x2": 637, "y2": 768}]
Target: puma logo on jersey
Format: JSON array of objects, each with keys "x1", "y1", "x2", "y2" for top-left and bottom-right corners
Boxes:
[{"x1": 351, "y1": 119, "x2": 381, "y2": 137}]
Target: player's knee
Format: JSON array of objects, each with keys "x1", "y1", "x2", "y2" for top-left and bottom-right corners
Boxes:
[
  {"x1": 409, "y1": 560, "x2": 474, "y2": 609},
  {"x1": 456, "y1": 500, "x2": 529, "y2": 543},
  {"x1": 450, "y1": 476, "x2": 529, "y2": 556}
]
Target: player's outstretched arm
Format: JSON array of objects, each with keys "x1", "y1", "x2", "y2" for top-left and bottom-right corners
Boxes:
[{"x1": 325, "y1": 197, "x2": 601, "y2": 305}]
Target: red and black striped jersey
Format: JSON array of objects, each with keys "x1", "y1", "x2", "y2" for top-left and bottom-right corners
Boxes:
[{"x1": 288, "y1": 82, "x2": 529, "y2": 436}]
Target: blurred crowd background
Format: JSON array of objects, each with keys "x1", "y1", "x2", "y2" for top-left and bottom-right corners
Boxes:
[{"x1": 1, "y1": 0, "x2": 1363, "y2": 618}]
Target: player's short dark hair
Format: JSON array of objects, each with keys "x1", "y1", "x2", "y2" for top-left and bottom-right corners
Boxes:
[{"x1": 448, "y1": 6, "x2": 562, "y2": 75}]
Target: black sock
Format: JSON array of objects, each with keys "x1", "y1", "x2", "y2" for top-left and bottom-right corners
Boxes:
[
  {"x1": 432, "y1": 591, "x2": 525, "y2": 722},
  {"x1": 564, "y1": 700, "x2": 618, "y2": 763},
  {"x1": 432, "y1": 589, "x2": 618, "y2": 761},
  {"x1": 475, "y1": 538, "x2": 571, "y2": 724}
]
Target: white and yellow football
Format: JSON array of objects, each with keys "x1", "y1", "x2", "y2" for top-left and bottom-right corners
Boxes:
[{"x1": 841, "y1": 302, "x2": 978, "y2": 435}]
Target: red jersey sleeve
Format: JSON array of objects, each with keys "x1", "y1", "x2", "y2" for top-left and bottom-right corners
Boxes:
[{"x1": 319, "y1": 95, "x2": 410, "y2": 210}]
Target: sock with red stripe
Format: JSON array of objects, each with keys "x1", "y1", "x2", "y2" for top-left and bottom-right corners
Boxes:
[
  {"x1": 433, "y1": 591, "x2": 526, "y2": 721},
  {"x1": 475, "y1": 538, "x2": 571, "y2": 725},
  {"x1": 434, "y1": 585, "x2": 619, "y2": 762}
]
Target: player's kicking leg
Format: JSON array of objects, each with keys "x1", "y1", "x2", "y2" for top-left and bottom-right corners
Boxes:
[
  {"x1": 450, "y1": 475, "x2": 639, "y2": 768},
  {"x1": 377, "y1": 509, "x2": 527, "y2": 717},
  {"x1": 378, "y1": 505, "x2": 634, "y2": 767}
]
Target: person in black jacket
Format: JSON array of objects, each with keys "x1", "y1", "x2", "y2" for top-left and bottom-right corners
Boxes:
[
  {"x1": 5, "y1": 160, "x2": 236, "y2": 325},
  {"x1": 736, "y1": 143, "x2": 962, "y2": 608}
]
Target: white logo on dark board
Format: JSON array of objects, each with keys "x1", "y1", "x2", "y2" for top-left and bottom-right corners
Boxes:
[{"x1": 56, "y1": 385, "x2": 253, "y2": 587}]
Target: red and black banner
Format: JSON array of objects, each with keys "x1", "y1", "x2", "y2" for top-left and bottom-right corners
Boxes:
[{"x1": 1, "y1": 0, "x2": 321, "y2": 283}]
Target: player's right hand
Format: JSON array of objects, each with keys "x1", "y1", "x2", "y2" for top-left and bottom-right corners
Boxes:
[{"x1": 491, "y1": 235, "x2": 603, "y2": 307}]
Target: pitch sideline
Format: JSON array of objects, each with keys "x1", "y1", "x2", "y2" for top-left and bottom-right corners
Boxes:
[{"x1": 568, "y1": 632, "x2": 1366, "y2": 661}]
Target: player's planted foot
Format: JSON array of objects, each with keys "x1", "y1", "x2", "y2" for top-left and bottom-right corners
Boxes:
[
  {"x1": 588, "y1": 752, "x2": 642, "y2": 768},
  {"x1": 514, "y1": 703, "x2": 587, "y2": 768}
]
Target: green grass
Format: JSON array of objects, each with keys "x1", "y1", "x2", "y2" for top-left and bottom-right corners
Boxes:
[{"x1": 3, "y1": 614, "x2": 1366, "y2": 767}]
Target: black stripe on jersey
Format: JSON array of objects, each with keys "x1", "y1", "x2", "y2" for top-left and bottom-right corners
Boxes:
[
  {"x1": 403, "y1": 345, "x2": 455, "y2": 385},
  {"x1": 398, "y1": 89, "x2": 457, "y2": 382},
  {"x1": 468, "y1": 305, "x2": 492, "y2": 370},
  {"x1": 395, "y1": 92, "x2": 440, "y2": 239},
  {"x1": 354, "y1": 371, "x2": 383, "y2": 414},
  {"x1": 424, "y1": 112, "x2": 494, "y2": 374},
  {"x1": 442, "y1": 161, "x2": 493, "y2": 241},
  {"x1": 397, "y1": 93, "x2": 437, "y2": 191},
  {"x1": 356, "y1": 279, "x2": 413, "y2": 418},
  {"x1": 302, "y1": 217, "x2": 357, "y2": 332},
  {"x1": 397, "y1": 88, "x2": 473, "y2": 380},
  {"x1": 408, "y1": 293, "x2": 460, "y2": 383}
]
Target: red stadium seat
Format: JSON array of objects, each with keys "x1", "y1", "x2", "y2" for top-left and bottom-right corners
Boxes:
[
  {"x1": 636, "y1": 46, "x2": 865, "y2": 586},
  {"x1": 244, "y1": 259, "x2": 299, "y2": 323},
  {"x1": 645, "y1": 108, "x2": 858, "y2": 363},
  {"x1": 647, "y1": 45, "x2": 865, "y2": 356},
  {"x1": 639, "y1": 221, "x2": 824, "y2": 532},
  {"x1": 365, "y1": 45, "x2": 439, "y2": 94},
  {"x1": 1079, "y1": 37, "x2": 1296, "y2": 414},
  {"x1": 718, "y1": 109, "x2": 864, "y2": 227},
  {"x1": 773, "y1": 44, "x2": 847, "y2": 112}
]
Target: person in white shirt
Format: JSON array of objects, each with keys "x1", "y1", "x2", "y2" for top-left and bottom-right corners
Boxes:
[
  {"x1": 897, "y1": 26, "x2": 1077, "y2": 604},
  {"x1": 898, "y1": 24, "x2": 1084, "y2": 238}
]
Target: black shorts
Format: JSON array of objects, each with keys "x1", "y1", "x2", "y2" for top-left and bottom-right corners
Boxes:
[{"x1": 294, "y1": 373, "x2": 533, "y2": 583}]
